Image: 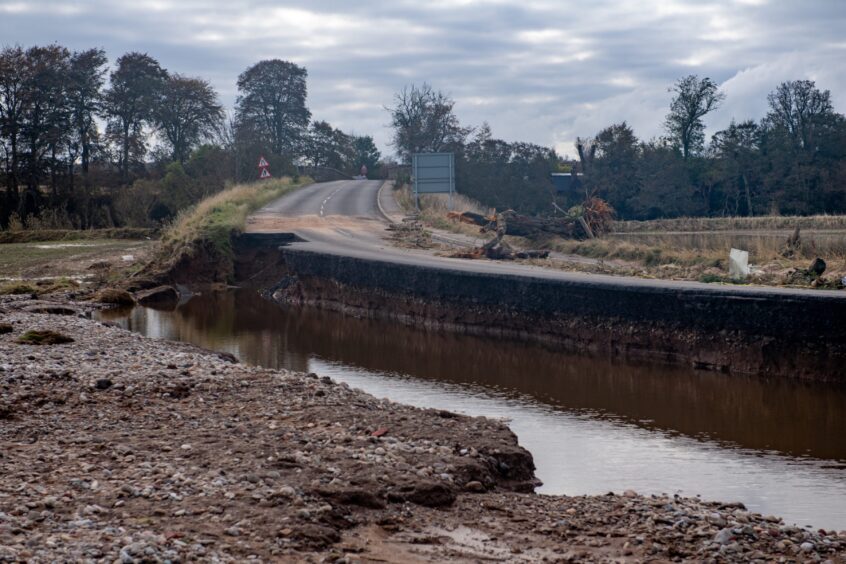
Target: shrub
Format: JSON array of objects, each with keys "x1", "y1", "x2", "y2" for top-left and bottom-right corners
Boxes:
[
  {"x1": 16, "y1": 330, "x2": 74, "y2": 345},
  {"x1": 94, "y1": 288, "x2": 136, "y2": 306}
]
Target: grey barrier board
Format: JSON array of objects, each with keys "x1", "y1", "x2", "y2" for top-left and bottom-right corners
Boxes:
[{"x1": 413, "y1": 152, "x2": 454, "y2": 194}]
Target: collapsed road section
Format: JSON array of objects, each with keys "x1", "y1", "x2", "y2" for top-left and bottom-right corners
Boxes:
[{"x1": 235, "y1": 234, "x2": 846, "y2": 382}]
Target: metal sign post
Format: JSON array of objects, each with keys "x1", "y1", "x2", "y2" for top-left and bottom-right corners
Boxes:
[{"x1": 412, "y1": 152, "x2": 455, "y2": 211}]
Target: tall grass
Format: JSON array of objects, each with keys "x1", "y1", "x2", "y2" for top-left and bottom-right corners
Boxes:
[
  {"x1": 614, "y1": 215, "x2": 846, "y2": 233},
  {"x1": 149, "y1": 177, "x2": 309, "y2": 279},
  {"x1": 395, "y1": 184, "x2": 493, "y2": 237},
  {"x1": 161, "y1": 178, "x2": 303, "y2": 254}
]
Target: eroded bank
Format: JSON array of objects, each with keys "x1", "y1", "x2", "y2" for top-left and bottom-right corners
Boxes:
[{"x1": 235, "y1": 236, "x2": 846, "y2": 382}]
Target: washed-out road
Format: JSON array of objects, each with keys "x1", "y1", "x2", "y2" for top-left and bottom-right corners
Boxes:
[{"x1": 245, "y1": 179, "x2": 846, "y2": 301}]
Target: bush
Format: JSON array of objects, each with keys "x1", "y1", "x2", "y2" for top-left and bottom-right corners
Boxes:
[
  {"x1": 0, "y1": 282, "x2": 38, "y2": 295},
  {"x1": 16, "y1": 330, "x2": 74, "y2": 345},
  {"x1": 94, "y1": 288, "x2": 136, "y2": 306}
]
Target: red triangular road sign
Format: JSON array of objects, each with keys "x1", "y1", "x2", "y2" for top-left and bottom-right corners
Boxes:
[
  {"x1": 257, "y1": 156, "x2": 269, "y2": 168},
  {"x1": 259, "y1": 168, "x2": 272, "y2": 179}
]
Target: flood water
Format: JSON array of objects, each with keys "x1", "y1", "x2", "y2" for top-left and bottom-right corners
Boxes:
[{"x1": 97, "y1": 290, "x2": 846, "y2": 530}]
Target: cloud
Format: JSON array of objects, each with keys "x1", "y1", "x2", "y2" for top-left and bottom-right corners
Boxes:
[{"x1": 1, "y1": 0, "x2": 844, "y2": 156}]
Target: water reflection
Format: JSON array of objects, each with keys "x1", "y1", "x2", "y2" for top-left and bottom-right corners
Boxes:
[{"x1": 98, "y1": 290, "x2": 846, "y2": 529}]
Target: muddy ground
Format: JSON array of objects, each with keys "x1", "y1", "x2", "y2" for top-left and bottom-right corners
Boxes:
[
  {"x1": 1, "y1": 293, "x2": 845, "y2": 562},
  {"x1": 0, "y1": 239, "x2": 152, "y2": 281}
]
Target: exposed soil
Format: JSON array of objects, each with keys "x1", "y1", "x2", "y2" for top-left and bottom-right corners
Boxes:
[{"x1": 1, "y1": 293, "x2": 845, "y2": 562}]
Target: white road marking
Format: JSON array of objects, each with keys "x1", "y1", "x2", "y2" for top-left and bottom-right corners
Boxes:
[{"x1": 319, "y1": 185, "x2": 345, "y2": 217}]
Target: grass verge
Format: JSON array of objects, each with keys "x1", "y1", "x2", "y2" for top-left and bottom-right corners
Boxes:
[
  {"x1": 145, "y1": 177, "x2": 310, "y2": 284},
  {"x1": 0, "y1": 227, "x2": 156, "y2": 244}
]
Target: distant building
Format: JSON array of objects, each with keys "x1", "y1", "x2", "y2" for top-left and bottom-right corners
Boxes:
[{"x1": 550, "y1": 172, "x2": 583, "y2": 194}]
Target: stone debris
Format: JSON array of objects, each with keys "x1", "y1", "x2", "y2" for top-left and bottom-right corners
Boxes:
[{"x1": 1, "y1": 292, "x2": 845, "y2": 562}]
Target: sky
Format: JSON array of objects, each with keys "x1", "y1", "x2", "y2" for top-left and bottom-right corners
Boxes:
[{"x1": 1, "y1": 0, "x2": 845, "y2": 158}]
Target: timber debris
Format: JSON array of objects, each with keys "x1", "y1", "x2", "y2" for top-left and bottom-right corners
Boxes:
[{"x1": 448, "y1": 197, "x2": 614, "y2": 260}]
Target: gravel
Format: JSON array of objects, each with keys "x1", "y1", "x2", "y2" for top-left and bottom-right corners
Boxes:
[{"x1": 2, "y1": 293, "x2": 845, "y2": 562}]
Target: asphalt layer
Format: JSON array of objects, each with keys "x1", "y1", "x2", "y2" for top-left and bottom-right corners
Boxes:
[{"x1": 249, "y1": 180, "x2": 846, "y2": 301}]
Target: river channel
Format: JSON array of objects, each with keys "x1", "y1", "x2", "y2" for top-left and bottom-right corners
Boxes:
[{"x1": 97, "y1": 289, "x2": 846, "y2": 530}]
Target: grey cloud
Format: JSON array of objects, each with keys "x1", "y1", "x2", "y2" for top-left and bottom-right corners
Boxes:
[{"x1": 1, "y1": 0, "x2": 844, "y2": 155}]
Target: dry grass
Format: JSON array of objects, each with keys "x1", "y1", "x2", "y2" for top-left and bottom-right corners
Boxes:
[
  {"x1": 16, "y1": 330, "x2": 74, "y2": 345},
  {"x1": 395, "y1": 185, "x2": 493, "y2": 239},
  {"x1": 0, "y1": 282, "x2": 38, "y2": 295},
  {"x1": 146, "y1": 177, "x2": 310, "y2": 281},
  {"x1": 94, "y1": 288, "x2": 136, "y2": 306},
  {"x1": 614, "y1": 215, "x2": 846, "y2": 233},
  {"x1": 548, "y1": 235, "x2": 846, "y2": 287},
  {"x1": 160, "y1": 178, "x2": 304, "y2": 256},
  {"x1": 0, "y1": 228, "x2": 156, "y2": 244}
]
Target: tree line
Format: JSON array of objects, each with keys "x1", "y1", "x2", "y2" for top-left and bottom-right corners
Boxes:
[
  {"x1": 388, "y1": 78, "x2": 846, "y2": 219},
  {"x1": 0, "y1": 45, "x2": 380, "y2": 229}
]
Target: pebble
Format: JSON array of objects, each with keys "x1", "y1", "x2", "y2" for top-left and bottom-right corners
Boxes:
[{"x1": 1, "y1": 295, "x2": 844, "y2": 563}]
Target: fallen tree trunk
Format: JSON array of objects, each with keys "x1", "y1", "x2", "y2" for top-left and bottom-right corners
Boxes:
[{"x1": 495, "y1": 212, "x2": 586, "y2": 239}]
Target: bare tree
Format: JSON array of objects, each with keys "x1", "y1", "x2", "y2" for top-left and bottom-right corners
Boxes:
[
  {"x1": 387, "y1": 83, "x2": 470, "y2": 162},
  {"x1": 103, "y1": 52, "x2": 167, "y2": 182},
  {"x1": 67, "y1": 48, "x2": 107, "y2": 181},
  {"x1": 765, "y1": 80, "x2": 835, "y2": 154},
  {"x1": 155, "y1": 74, "x2": 224, "y2": 163},
  {"x1": 0, "y1": 45, "x2": 27, "y2": 217},
  {"x1": 665, "y1": 75, "x2": 725, "y2": 159}
]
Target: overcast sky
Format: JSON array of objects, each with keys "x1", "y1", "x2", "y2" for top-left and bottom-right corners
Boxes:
[{"x1": 2, "y1": 0, "x2": 844, "y2": 157}]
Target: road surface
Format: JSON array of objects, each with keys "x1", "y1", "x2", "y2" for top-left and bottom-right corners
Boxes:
[{"x1": 245, "y1": 179, "x2": 846, "y2": 300}]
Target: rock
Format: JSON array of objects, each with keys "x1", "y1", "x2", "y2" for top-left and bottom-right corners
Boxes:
[
  {"x1": 388, "y1": 481, "x2": 456, "y2": 508},
  {"x1": 23, "y1": 305, "x2": 79, "y2": 316},
  {"x1": 216, "y1": 351, "x2": 238, "y2": 364},
  {"x1": 465, "y1": 481, "x2": 485, "y2": 493},
  {"x1": 714, "y1": 528, "x2": 734, "y2": 545},
  {"x1": 809, "y1": 258, "x2": 826, "y2": 278},
  {"x1": 292, "y1": 524, "x2": 340, "y2": 549},
  {"x1": 94, "y1": 378, "x2": 113, "y2": 390},
  {"x1": 0, "y1": 323, "x2": 13, "y2": 334},
  {"x1": 135, "y1": 286, "x2": 179, "y2": 308},
  {"x1": 801, "y1": 542, "x2": 815, "y2": 552},
  {"x1": 708, "y1": 513, "x2": 727, "y2": 528},
  {"x1": 313, "y1": 486, "x2": 386, "y2": 508},
  {"x1": 94, "y1": 288, "x2": 136, "y2": 306}
]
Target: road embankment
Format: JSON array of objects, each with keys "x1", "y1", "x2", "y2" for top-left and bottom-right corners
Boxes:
[{"x1": 241, "y1": 241, "x2": 846, "y2": 382}]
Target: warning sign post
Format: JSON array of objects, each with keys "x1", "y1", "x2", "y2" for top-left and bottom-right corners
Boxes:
[{"x1": 257, "y1": 155, "x2": 271, "y2": 180}]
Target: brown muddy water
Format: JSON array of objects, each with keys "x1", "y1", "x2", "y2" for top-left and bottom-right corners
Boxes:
[{"x1": 97, "y1": 290, "x2": 846, "y2": 530}]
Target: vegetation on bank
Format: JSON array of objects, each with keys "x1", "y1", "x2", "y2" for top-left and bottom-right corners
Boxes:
[
  {"x1": 0, "y1": 278, "x2": 80, "y2": 296},
  {"x1": 144, "y1": 177, "x2": 309, "y2": 283},
  {"x1": 399, "y1": 184, "x2": 846, "y2": 288},
  {"x1": 0, "y1": 227, "x2": 156, "y2": 244}
]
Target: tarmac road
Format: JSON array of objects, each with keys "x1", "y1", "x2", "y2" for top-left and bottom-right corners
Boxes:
[{"x1": 247, "y1": 179, "x2": 846, "y2": 301}]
